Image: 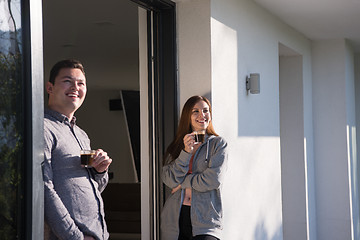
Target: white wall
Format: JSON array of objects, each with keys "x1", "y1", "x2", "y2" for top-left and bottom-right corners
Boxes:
[
  {"x1": 177, "y1": 0, "x2": 212, "y2": 107},
  {"x1": 209, "y1": 0, "x2": 313, "y2": 239},
  {"x1": 312, "y1": 39, "x2": 355, "y2": 239},
  {"x1": 346, "y1": 43, "x2": 359, "y2": 240},
  {"x1": 176, "y1": 1, "x2": 360, "y2": 240},
  {"x1": 176, "y1": 0, "x2": 313, "y2": 239}
]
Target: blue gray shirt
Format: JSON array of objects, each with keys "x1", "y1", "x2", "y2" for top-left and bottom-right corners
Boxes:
[{"x1": 43, "y1": 108, "x2": 109, "y2": 240}]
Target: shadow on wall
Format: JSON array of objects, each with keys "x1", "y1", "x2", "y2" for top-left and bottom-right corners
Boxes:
[{"x1": 254, "y1": 220, "x2": 282, "y2": 240}]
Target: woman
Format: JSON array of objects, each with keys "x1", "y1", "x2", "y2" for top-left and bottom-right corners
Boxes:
[{"x1": 161, "y1": 96, "x2": 228, "y2": 240}]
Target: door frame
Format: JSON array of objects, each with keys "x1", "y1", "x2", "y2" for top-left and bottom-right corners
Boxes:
[
  {"x1": 134, "y1": 0, "x2": 177, "y2": 239},
  {"x1": 23, "y1": 0, "x2": 45, "y2": 239}
]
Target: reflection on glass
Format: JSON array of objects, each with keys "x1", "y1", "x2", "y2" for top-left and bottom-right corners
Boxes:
[{"x1": 0, "y1": 0, "x2": 24, "y2": 239}]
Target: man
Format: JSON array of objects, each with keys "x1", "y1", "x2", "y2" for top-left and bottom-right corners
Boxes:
[{"x1": 43, "y1": 59, "x2": 112, "y2": 240}]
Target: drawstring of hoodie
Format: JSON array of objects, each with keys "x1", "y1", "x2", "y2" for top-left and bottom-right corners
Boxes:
[{"x1": 205, "y1": 139, "x2": 209, "y2": 162}]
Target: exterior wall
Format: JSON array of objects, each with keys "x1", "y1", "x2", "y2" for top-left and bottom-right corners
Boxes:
[
  {"x1": 176, "y1": 0, "x2": 313, "y2": 239},
  {"x1": 210, "y1": 0, "x2": 313, "y2": 239},
  {"x1": 312, "y1": 40, "x2": 356, "y2": 240},
  {"x1": 176, "y1": 0, "x2": 212, "y2": 107},
  {"x1": 346, "y1": 43, "x2": 359, "y2": 240},
  {"x1": 356, "y1": 52, "x2": 360, "y2": 239},
  {"x1": 176, "y1": 1, "x2": 359, "y2": 240}
]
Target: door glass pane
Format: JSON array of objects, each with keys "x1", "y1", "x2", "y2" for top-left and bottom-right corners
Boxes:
[{"x1": 0, "y1": 0, "x2": 24, "y2": 238}]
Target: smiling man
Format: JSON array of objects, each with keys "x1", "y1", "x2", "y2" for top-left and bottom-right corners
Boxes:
[
  {"x1": 43, "y1": 59, "x2": 112, "y2": 240},
  {"x1": 46, "y1": 63, "x2": 87, "y2": 120}
]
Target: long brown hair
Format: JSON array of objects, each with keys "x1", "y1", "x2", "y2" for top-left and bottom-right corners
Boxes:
[{"x1": 163, "y1": 96, "x2": 218, "y2": 165}]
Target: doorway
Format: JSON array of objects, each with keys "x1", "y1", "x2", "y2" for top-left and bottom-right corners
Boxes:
[{"x1": 42, "y1": 0, "x2": 176, "y2": 239}]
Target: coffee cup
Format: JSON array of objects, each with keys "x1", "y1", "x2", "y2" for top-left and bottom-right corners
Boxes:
[
  {"x1": 80, "y1": 150, "x2": 95, "y2": 168},
  {"x1": 194, "y1": 130, "x2": 206, "y2": 143}
]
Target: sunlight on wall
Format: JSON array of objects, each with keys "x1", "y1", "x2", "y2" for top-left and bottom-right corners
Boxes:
[
  {"x1": 347, "y1": 125, "x2": 358, "y2": 239},
  {"x1": 304, "y1": 138, "x2": 310, "y2": 239},
  {"x1": 221, "y1": 137, "x2": 283, "y2": 240},
  {"x1": 211, "y1": 18, "x2": 238, "y2": 138},
  {"x1": 211, "y1": 18, "x2": 282, "y2": 239},
  {"x1": 355, "y1": 53, "x2": 360, "y2": 239}
]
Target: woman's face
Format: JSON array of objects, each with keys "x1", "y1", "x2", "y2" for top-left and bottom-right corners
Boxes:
[{"x1": 190, "y1": 100, "x2": 211, "y2": 131}]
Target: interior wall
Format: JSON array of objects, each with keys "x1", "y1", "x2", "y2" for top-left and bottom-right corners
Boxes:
[
  {"x1": 208, "y1": 0, "x2": 313, "y2": 239},
  {"x1": 76, "y1": 89, "x2": 137, "y2": 183},
  {"x1": 44, "y1": 84, "x2": 140, "y2": 185},
  {"x1": 43, "y1": 0, "x2": 140, "y2": 184}
]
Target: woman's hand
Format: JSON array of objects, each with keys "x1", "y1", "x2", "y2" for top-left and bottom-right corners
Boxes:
[
  {"x1": 183, "y1": 133, "x2": 196, "y2": 153},
  {"x1": 183, "y1": 133, "x2": 201, "y2": 153},
  {"x1": 171, "y1": 185, "x2": 181, "y2": 194},
  {"x1": 92, "y1": 149, "x2": 112, "y2": 173}
]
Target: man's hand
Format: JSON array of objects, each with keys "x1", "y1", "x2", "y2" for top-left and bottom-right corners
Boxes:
[{"x1": 92, "y1": 149, "x2": 112, "y2": 173}]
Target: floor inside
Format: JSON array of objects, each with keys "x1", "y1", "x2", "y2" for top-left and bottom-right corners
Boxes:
[{"x1": 102, "y1": 183, "x2": 141, "y2": 240}]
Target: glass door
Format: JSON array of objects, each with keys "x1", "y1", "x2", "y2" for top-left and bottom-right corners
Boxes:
[{"x1": 0, "y1": 0, "x2": 44, "y2": 239}]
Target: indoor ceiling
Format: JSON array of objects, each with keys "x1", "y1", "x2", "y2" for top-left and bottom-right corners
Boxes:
[
  {"x1": 253, "y1": 0, "x2": 360, "y2": 52},
  {"x1": 42, "y1": 0, "x2": 140, "y2": 90}
]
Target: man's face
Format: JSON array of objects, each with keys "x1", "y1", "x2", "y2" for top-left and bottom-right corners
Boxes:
[{"x1": 46, "y1": 68, "x2": 87, "y2": 118}]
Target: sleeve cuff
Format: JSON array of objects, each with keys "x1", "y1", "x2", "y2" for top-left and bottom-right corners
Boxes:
[
  {"x1": 178, "y1": 150, "x2": 192, "y2": 166},
  {"x1": 92, "y1": 168, "x2": 107, "y2": 175}
]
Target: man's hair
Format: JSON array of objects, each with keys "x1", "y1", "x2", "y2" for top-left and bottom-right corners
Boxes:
[{"x1": 49, "y1": 59, "x2": 85, "y2": 84}]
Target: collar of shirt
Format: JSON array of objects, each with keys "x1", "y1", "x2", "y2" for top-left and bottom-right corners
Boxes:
[{"x1": 45, "y1": 108, "x2": 77, "y2": 126}]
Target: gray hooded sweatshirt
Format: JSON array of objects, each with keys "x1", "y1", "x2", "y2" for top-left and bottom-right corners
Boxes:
[{"x1": 161, "y1": 135, "x2": 228, "y2": 240}]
